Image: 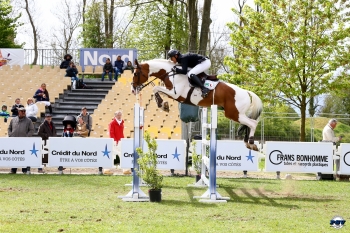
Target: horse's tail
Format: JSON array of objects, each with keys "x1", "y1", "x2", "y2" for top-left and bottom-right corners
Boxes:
[{"x1": 237, "y1": 91, "x2": 263, "y2": 138}]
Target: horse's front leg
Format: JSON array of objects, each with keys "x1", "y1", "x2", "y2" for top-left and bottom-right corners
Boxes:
[{"x1": 152, "y1": 86, "x2": 178, "y2": 112}]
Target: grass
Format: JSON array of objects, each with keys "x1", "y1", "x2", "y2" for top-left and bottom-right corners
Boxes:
[{"x1": 0, "y1": 174, "x2": 348, "y2": 233}]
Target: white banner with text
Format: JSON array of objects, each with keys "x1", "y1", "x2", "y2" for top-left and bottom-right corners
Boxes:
[
  {"x1": 48, "y1": 138, "x2": 114, "y2": 168},
  {"x1": 0, "y1": 48, "x2": 24, "y2": 67},
  {"x1": 337, "y1": 143, "x2": 350, "y2": 175},
  {"x1": 194, "y1": 140, "x2": 259, "y2": 171},
  {"x1": 119, "y1": 138, "x2": 186, "y2": 170},
  {"x1": 0, "y1": 137, "x2": 42, "y2": 167},
  {"x1": 265, "y1": 141, "x2": 334, "y2": 173}
]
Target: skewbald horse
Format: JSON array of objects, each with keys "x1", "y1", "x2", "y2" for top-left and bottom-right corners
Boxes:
[{"x1": 131, "y1": 59, "x2": 263, "y2": 151}]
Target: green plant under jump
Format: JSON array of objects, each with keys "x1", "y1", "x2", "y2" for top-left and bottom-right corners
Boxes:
[{"x1": 136, "y1": 132, "x2": 163, "y2": 190}]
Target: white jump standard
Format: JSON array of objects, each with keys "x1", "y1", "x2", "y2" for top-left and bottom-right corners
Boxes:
[{"x1": 193, "y1": 105, "x2": 230, "y2": 203}]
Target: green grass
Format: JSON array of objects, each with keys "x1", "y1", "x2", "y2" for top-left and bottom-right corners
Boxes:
[{"x1": 0, "y1": 174, "x2": 348, "y2": 233}]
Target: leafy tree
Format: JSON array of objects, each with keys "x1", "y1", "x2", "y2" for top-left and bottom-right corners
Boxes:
[
  {"x1": 0, "y1": 0, "x2": 21, "y2": 48},
  {"x1": 222, "y1": 0, "x2": 350, "y2": 141}
]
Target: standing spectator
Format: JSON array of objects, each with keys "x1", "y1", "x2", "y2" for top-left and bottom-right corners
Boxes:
[
  {"x1": 60, "y1": 54, "x2": 72, "y2": 69},
  {"x1": 114, "y1": 56, "x2": 125, "y2": 81},
  {"x1": 37, "y1": 113, "x2": 57, "y2": 173},
  {"x1": 11, "y1": 98, "x2": 24, "y2": 116},
  {"x1": 101, "y1": 58, "x2": 113, "y2": 81},
  {"x1": 8, "y1": 107, "x2": 34, "y2": 174},
  {"x1": 25, "y1": 98, "x2": 38, "y2": 122},
  {"x1": 78, "y1": 107, "x2": 92, "y2": 136},
  {"x1": 33, "y1": 83, "x2": 52, "y2": 114},
  {"x1": 0, "y1": 104, "x2": 10, "y2": 122},
  {"x1": 123, "y1": 61, "x2": 134, "y2": 73},
  {"x1": 320, "y1": 118, "x2": 342, "y2": 180},
  {"x1": 109, "y1": 110, "x2": 124, "y2": 144},
  {"x1": 75, "y1": 116, "x2": 89, "y2": 137},
  {"x1": 65, "y1": 61, "x2": 79, "y2": 89}
]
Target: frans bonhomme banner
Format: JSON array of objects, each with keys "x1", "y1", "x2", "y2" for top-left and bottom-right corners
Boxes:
[
  {"x1": 79, "y1": 48, "x2": 137, "y2": 69},
  {"x1": 0, "y1": 138, "x2": 42, "y2": 167},
  {"x1": 0, "y1": 48, "x2": 24, "y2": 67},
  {"x1": 265, "y1": 141, "x2": 334, "y2": 173},
  {"x1": 120, "y1": 138, "x2": 186, "y2": 170},
  {"x1": 48, "y1": 138, "x2": 114, "y2": 168},
  {"x1": 194, "y1": 140, "x2": 259, "y2": 171},
  {"x1": 337, "y1": 143, "x2": 350, "y2": 175}
]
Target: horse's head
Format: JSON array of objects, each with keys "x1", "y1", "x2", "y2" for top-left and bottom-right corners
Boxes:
[{"x1": 132, "y1": 59, "x2": 150, "y2": 94}]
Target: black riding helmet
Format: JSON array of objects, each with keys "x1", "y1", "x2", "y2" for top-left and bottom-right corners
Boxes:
[{"x1": 167, "y1": 49, "x2": 181, "y2": 60}]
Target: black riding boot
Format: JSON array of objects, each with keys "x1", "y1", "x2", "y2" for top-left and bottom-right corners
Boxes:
[
  {"x1": 190, "y1": 74, "x2": 210, "y2": 98},
  {"x1": 48, "y1": 105, "x2": 52, "y2": 114}
]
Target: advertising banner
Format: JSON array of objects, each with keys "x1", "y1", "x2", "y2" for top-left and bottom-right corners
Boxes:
[
  {"x1": 0, "y1": 48, "x2": 24, "y2": 67},
  {"x1": 337, "y1": 143, "x2": 350, "y2": 175},
  {"x1": 79, "y1": 48, "x2": 137, "y2": 69},
  {"x1": 120, "y1": 138, "x2": 186, "y2": 170},
  {"x1": 0, "y1": 137, "x2": 42, "y2": 167},
  {"x1": 265, "y1": 141, "x2": 334, "y2": 173},
  {"x1": 48, "y1": 138, "x2": 114, "y2": 168},
  {"x1": 194, "y1": 140, "x2": 259, "y2": 171}
]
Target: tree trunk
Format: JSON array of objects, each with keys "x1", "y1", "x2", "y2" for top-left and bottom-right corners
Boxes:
[
  {"x1": 108, "y1": 0, "x2": 115, "y2": 48},
  {"x1": 187, "y1": 0, "x2": 198, "y2": 51},
  {"x1": 103, "y1": 0, "x2": 109, "y2": 46},
  {"x1": 82, "y1": 0, "x2": 86, "y2": 46},
  {"x1": 300, "y1": 94, "x2": 306, "y2": 142},
  {"x1": 164, "y1": 0, "x2": 174, "y2": 55},
  {"x1": 198, "y1": 0, "x2": 212, "y2": 55},
  {"x1": 24, "y1": 0, "x2": 38, "y2": 65}
]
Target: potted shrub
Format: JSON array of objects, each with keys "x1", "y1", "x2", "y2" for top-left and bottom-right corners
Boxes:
[
  {"x1": 191, "y1": 140, "x2": 202, "y2": 182},
  {"x1": 136, "y1": 132, "x2": 163, "y2": 202}
]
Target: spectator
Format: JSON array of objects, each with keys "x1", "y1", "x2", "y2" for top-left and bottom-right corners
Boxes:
[
  {"x1": 60, "y1": 115, "x2": 76, "y2": 174},
  {"x1": 62, "y1": 123, "x2": 75, "y2": 137},
  {"x1": 65, "y1": 61, "x2": 79, "y2": 89},
  {"x1": 320, "y1": 118, "x2": 342, "y2": 180},
  {"x1": 123, "y1": 61, "x2": 134, "y2": 73},
  {"x1": 0, "y1": 104, "x2": 10, "y2": 122},
  {"x1": 114, "y1": 56, "x2": 125, "y2": 81},
  {"x1": 11, "y1": 98, "x2": 24, "y2": 116},
  {"x1": 109, "y1": 110, "x2": 124, "y2": 144},
  {"x1": 60, "y1": 54, "x2": 72, "y2": 69},
  {"x1": 25, "y1": 97, "x2": 38, "y2": 122},
  {"x1": 78, "y1": 107, "x2": 92, "y2": 136},
  {"x1": 37, "y1": 113, "x2": 57, "y2": 173},
  {"x1": 8, "y1": 107, "x2": 34, "y2": 174},
  {"x1": 102, "y1": 58, "x2": 113, "y2": 81},
  {"x1": 33, "y1": 83, "x2": 52, "y2": 114},
  {"x1": 75, "y1": 116, "x2": 89, "y2": 137}
]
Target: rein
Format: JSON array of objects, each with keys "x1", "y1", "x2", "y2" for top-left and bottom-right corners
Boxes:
[{"x1": 133, "y1": 69, "x2": 172, "y2": 91}]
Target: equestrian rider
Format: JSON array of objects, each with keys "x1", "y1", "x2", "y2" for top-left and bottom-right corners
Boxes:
[{"x1": 168, "y1": 49, "x2": 211, "y2": 98}]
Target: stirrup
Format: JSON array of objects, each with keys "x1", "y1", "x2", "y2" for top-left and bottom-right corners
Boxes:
[{"x1": 201, "y1": 88, "x2": 210, "y2": 98}]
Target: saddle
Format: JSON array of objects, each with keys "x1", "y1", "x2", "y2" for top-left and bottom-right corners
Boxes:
[{"x1": 188, "y1": 72, "x2": 219, "y2": 86}]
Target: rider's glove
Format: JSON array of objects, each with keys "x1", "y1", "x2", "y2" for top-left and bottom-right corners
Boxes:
[{"x1": 171, "y1": 66, "x2": 177, "y2": 73}]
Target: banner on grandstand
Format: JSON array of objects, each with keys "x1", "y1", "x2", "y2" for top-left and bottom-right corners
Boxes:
[
  {"x1": 337, "y1": 143, "x2": 350, "y2": 175},
  {"x1": 0, "y1": 48, "x2": 24, "y2": 67},
  {"x1": 79, "y1": 48, "x2": 137, "y2": 69},
  {"x1": 194, "y1": 140, "x2": 259, "y2": 171},
  {"x1": 48, "y1": 138, "x2": 114, "y2": 168},
  {"x1": 119, "y1": 138, "x2": 186, "y2": 170},
  {"x1": 0, "y1": 137, "x2": 42, "y2": 167},
  {"x1": 265, "y1": 141, "x2": 333, "y2": 173}
]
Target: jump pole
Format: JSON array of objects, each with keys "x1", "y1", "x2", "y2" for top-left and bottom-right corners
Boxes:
[
  {"x1": 120, "y1": 102, "x2": 149, "y2": 202},
  {"x1": 194, "y1": 105, "x2": 229, "y2": 203}
]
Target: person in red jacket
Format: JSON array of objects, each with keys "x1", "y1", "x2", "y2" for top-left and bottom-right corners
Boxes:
[{"x1": 109, "y1": 110, "x2": 124, "y2": 144}]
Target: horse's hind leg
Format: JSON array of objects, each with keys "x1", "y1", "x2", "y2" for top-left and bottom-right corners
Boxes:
[{"x1": 237, "y1": 114, "x2": 259, "y2": 151}]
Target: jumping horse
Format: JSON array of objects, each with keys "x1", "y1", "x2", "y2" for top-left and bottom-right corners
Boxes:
[{"x1": 131, "y1": 59, "x2": 263, "y2": 151}]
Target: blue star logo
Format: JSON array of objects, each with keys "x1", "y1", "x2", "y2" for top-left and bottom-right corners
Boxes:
[
  {"x1": 172, "y1": 147, "x2": 181, "y2": 161},
  {"x1": 29, "y1": 143, "x2": 39, "y2": 157},
  {"x1": 246, "y1": 150, "x2": 254, "y2": 163},
  {"x1": 102, "y1": 144, "x2": 111, "y2": 159}
]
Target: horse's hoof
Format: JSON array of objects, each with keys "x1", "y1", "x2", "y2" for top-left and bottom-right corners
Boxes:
[
  {"x1": 245, "y1": 143, "x2": 258, "y2": 151},
  {"x1": 162, "y1": 102, "x2": 170, "y2": 112}
]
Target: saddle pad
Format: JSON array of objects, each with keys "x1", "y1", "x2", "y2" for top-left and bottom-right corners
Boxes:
[{"x1": 204, "y1": 80, "x2": 219, "y2": 90}]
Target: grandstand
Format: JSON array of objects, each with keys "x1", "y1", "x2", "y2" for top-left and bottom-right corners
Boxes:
[{"x1": 0, "y1": 67, "x2": 181, "y2": 139}]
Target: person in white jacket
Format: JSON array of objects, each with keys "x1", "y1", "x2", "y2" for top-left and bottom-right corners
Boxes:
[
  {"x1": 25, "y1": 97, "x2": 38, "y2": 122},
  {"x1": 322, "y1": 118, "x2": 342, "y2": 143}
]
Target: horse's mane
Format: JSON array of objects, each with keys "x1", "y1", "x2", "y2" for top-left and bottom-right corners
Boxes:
[{"x1": 142, "y1": 59, "x2": 174, "y2": 73}]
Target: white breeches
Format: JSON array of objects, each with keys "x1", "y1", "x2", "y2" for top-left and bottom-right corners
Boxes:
[{"x1": 187, "y1": 59, "x2": 211, "y2": 78}]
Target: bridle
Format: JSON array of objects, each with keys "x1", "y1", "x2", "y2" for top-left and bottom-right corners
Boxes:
[{"x1": 132, "y1": 63, "x2": 172, "y2": 92}]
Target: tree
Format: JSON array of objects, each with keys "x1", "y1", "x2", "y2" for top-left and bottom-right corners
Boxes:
[
  {"x1": 0, "y1": 0, "x2": 22, "y2": 48},
  {"x1": 198, "y1": 0, "x2": 212, "y2": 55},
  {"x1": 222, "y1": 0, "x2": 350, "y2": 141}
]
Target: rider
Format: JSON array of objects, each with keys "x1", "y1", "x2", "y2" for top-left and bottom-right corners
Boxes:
[{"x1": 168, "y1": 49, "x2": 211, "y2": 98}]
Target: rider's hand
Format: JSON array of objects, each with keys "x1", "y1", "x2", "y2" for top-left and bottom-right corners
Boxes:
[{"x1": 171, "y1": 66, "x2": 177, "y2": 73}]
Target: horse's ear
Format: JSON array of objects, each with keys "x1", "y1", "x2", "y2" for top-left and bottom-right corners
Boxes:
[{"x1": 135, "y1": 59, "x2": 139, "y2": 66}]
